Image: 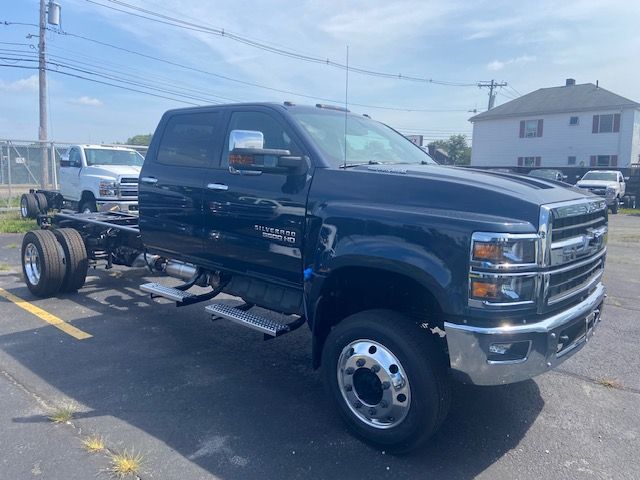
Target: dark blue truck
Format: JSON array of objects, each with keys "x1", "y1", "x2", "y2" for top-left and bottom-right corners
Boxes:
[{"x1": 21, "y1": 102, "x2": 607, "y2": 452}]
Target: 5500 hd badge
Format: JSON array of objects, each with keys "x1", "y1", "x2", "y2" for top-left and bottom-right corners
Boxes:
[{"x1": 254, "y1": 225, "x2": 297, "y2": 244}]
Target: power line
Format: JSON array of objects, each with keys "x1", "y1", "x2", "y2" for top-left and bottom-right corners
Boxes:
[
  {"x1": 43, "y1": 26, "x2": 474, "y2": 112},
  {"x1": 85, "y1": 0, "x2": 479, "y2": 86}
]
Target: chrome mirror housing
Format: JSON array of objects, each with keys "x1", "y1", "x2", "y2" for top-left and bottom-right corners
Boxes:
[{"x1": 229, "y1": 130, "x2": 264, "y2": 150}]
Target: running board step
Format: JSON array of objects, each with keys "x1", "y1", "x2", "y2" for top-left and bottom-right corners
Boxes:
[
  {"x1": 205, "y1": 303, "x2": 290, "y2": 337},
  {"x1": 140, "y1": 282, "x2": 196, "y2": 303}
]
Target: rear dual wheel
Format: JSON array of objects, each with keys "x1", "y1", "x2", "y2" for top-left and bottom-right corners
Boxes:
[
  {"x1": 20, "y1": 194, "x2": 39, "y2": 219},
  {"x1": 322, "y1": 310, "x2": 451, "y2": 453},
  {"x1": 21, "y1": 228, "x2": 88, "y2": 297}
]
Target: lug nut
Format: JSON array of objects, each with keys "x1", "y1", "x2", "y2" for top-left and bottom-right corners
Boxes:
[
  {"x1": 380, "y1": 400, "x2": 388, "y2": 408},
  {"x1": 344, "y1": 384, "x2": 353, "y2": 392},
  {"x1": 356, "y1": 358, "x2": 365, "y2": 367},
  {"x1": 371, "y1": 364, "x2": 380, "y2": 373},
  {"x1": 345, "y1": 367, "x2": 354, "y2": 375},
  {"x1": 368, "y1": 408, "x2": 377, "y2": 416},
  {"x1": 353, "y1": 401, "x2": 362, "y2": 409},
  {"x1": 382, "y1": 381, "x2": 390, "y2": 390}
]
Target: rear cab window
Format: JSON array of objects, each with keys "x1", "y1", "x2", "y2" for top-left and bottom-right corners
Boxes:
[{"x1": 156, "y1": 111, "x2": 221, "y2": 168}]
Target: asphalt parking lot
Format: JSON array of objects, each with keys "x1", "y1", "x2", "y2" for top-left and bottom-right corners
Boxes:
[{"x1": 0, "y1": 214, "x2": 639, "y2": 480}]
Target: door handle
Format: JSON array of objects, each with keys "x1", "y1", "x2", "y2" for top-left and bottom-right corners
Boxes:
[
  {"x1": 140, "y1": 176, "x2": 158, "y2": 185},
  {"x1": 207, "y1": 183, "x2": 229, "y2": 191}
]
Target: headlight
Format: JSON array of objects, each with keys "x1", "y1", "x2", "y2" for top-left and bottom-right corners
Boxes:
[
  {"x1": 471, "y1": 233, "x2": 538, "y2": 267},
  {"x1": 469, "y1": 273, "x2": 537, "y2": 305},
  {"x1": 606, "y1": 186, "x2": 616, "y2": 198},
  {"x1": 99, "y1": 180, "x2": 118, "y2": 197}
]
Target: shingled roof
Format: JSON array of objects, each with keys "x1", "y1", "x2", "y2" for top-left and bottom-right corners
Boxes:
[{"x1": 470, "y1": 82, "x2": 640, "y2": 122}]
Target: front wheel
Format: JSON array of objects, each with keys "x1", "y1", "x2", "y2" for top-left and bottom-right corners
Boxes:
[
  {"x1": 322, "y1": 310, "x2": 451, "y2": 453},
  {"x1": 611, "y1": 197, "x2": 619, "y2": 214},
  {"x1": 78, "y1": 198, "x2": 97, "y2": 213}
]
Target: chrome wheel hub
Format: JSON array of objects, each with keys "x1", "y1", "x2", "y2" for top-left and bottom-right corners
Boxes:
[
  {"x1": 337, "y1": 339, "x2": 411, "y2": 429},
  {"x1": 24, "y1": 243, "x2": 41, "y2": 285},
  {"x1": 20, "y1": 198, "x2": 28, "y2": 218}
]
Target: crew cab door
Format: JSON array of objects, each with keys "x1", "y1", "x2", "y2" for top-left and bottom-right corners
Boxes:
[
  {"x1": 201, "y1": 108, "x2": 312, "y2": 286},
  {"x1": 139, "y1": 110, "x2": 223, "y2": 259},
  {"x1": 59, "y1": 147, "x2": 82, "y2": 201}
]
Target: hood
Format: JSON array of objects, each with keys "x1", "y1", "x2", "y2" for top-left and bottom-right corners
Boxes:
[
  {"x1": 84, "y1": 165, "x2": 141, "y2": 178},
  {"x1": 576, "y1": 179, "x2": 616, "y2": 188},
  {"x1": 360, "y1": 164, "x2": 589, "y2": 206}
]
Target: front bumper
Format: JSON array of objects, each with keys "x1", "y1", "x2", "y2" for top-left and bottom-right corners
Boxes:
[
  {"x1": 444, "y1": 282, "x2": 605, "y2": 385},
  {"x1": 96, "y1": 199, "x2": 138, "y2": 213}
]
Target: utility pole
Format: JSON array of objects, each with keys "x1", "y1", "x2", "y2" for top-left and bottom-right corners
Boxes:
[
  {"x1": 477, "y1": 80, "x2": 507, "y2": 110},
  {"x1": 38, "y1": 0, "x2": 49, "y2": 188}
]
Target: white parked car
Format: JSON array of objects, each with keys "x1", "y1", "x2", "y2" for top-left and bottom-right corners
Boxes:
[
  {"x1": 59, "y1": 145, "x2": 144, "y2": 213},
  {"x1": 576, "y1": 170, "x2": 626, "y2": 214}
]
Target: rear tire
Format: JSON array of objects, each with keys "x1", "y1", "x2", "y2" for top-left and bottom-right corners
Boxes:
[
  {"x1": 321, "y1": 309, "x2": 451, "y2": 453},
  {"x1": 20, "y1": 194, "x2": 38, "y2": 219},
  {"x1": 34, "y1": 193, "x2": 48, "y2": 213},
  {"x1": 53, "y1": 228, "x2": 88, "y2": 293},
  {"x1": 21, "y1": 230, "x2": 65, "y2": 297}
]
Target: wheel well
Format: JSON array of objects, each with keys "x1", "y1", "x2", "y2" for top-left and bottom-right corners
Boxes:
[
  {"x1": 312, "y1": 266, "x2": 446, "y2": 368},
  {"x1": 80, "y1": 191, "x2": 95, "y2": 202}
]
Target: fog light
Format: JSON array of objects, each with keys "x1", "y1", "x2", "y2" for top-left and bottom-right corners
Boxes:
[{"x1": 487, "y1": 341, "x2": 530, "y2": 362}]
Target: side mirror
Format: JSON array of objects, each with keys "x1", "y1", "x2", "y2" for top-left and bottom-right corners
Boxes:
[
  {"x1": 229, "y1": 129, "x2": 264, "y2": 150},
  {"x1": 229, "y1": 147, "x2": 309, "y2": 175},
  {"x1": 624, "y1": 176, "x2": 630, "y2": 181}
]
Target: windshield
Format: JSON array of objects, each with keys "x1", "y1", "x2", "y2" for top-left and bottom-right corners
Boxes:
[
  {"x1": 529, "y1": 170, "x2": 558, "y2": 180},
  {"x1": 290, "y1": 111, "x2": 437, "y2": 167},
  {"x1": 581, "y1": 171, "x2": 617, "y2": 181},
  {"x1": 85, "y1": 149, "x2": 144, "y2": 167}
]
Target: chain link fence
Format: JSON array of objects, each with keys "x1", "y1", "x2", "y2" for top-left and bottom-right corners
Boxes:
[{"x1": 0, "y1": 139, "x2": 148, "y2": 209}]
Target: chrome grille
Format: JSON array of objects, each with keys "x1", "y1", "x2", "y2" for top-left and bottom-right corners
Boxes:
[
  {"x1": 547, "y1": 253, "x2": 604, "y2": 305},
  {"x1": 120, "y1": 177, "x2": 139, "y2": 184},
  {"x1": 540, "y1": 198, "x2": 608, "y2": 310},
  {"x1": 119, "y1": 177, "x2": 138, "y2": 197}
]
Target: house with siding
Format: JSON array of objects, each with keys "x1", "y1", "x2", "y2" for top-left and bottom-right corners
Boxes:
[{"x1": 469, "y1": 79, "x2": 640, "y2": 169}]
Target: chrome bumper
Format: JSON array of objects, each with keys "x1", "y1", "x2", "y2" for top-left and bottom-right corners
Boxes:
[
  {"x1": 96, "y1": 200, "x2": 139, "y2": 213},
  {"x1": 444, "y1": 282, "x2": 606, "y2": 385}
]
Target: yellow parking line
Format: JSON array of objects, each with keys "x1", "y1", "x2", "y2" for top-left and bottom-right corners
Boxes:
[{"x1": 0, "y1": 287, "x2": 92, "y2": 340}]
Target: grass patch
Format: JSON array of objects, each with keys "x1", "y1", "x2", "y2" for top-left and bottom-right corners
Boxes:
[
  {"x1": 0, "y1": 211, "x2": 37, "y2": 233},
  {"x1": 109, "y1": 449, "x2": 143, "y2": 478},
  {"x1": 596, "y1": 377, "x2": 623, "y2": 389},
  {"x1": 3, "y1": 242, "x2": 18, "y2": 249},
  {"x1": 82, "y1": 435, "x2": 106, "y2": 453},
  {"x1": 620, "y1": 208, "x2": 640, "y2": 215},
  {"x1": 48, "y1": 404, "x2": 75, "y2": 423},
  {"x1": 0, "y1": 263, "x2": 11, "y2": 271}
]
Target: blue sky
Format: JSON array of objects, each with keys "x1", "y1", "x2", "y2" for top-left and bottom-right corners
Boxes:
[{"x1": 1, "y1": 0, "x2": 639, "y2": 144}]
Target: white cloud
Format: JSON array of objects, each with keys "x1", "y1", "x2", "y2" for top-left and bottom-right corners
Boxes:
[
  {"x1": 487, "y1": 55, "x2": 536, "y2": 71},
  {"x1": 69, "y1": 96, "x2": 104, "y2": 107},
  {"x1": 0, "y1": 75, "x2": 39, "y2": 93}
]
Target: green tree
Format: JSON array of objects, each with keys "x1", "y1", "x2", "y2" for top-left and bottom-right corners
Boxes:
[
  {"x1": 427, "y1": 135, "x2": 471, "y2": 165},
  {"x1": 126, "y1": 134, "x2": 153, "y2": 146}
]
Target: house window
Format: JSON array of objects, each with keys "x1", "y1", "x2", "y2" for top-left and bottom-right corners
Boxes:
[
  {"x1": 518, "y1": 156, "x2": 541, "y2": 167},
  {"x1": 569, "y1": 116, "x2": 579, "y2": 125},
  {"x1": 590, "y1": 155, "x2": 618, "y2": 167},
  {"x1": 592, "y1": 113, "x2": 620, "y2": 133},
  {"x1": 568, "y1": 156, "x2": 576, "y2": 165},
  {"x1": 519, "y1": 119, "x2": 543, "y2": 138}
]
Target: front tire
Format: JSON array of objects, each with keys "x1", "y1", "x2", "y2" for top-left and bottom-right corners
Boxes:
[
  {"x1": 21, "y1": 230, "x2": 65, "y2": 297},
  {"x1": 611, "y1": 197, "x2": 619, "y2": 214},
  {"x1": 79, "y1": 198, "x2": 97, "y2": 213},
  {"x1": 322, "y1": 310, "x2": 450, "y2": 453}
]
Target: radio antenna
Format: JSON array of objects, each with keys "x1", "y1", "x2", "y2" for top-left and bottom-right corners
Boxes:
[{"x1": 343, "y1": 45, "x2": 349, "y2": 168}]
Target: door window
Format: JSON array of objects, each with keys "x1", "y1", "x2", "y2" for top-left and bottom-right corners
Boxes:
[
  {"x1": 222, "y1": 111, "x2": 302, "y2": 167},
  {"x1": 69, "y1": 148, "x2": 81, "y2": 167},
  {"x1": 157, "y1": 112, "x2": 220, "y2": 167}
]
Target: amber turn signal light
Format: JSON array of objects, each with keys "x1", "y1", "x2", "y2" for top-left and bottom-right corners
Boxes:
[
  {"x1": 471, "y1": 280, "x2": 499, "y2": 299},
  {"x1": 473, "y1": 242, "x2": 504, "y2": 261}
]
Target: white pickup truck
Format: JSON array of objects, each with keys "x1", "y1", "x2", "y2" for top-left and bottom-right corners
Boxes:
[
  {"x1": 576, "y1": 170, "x2": 627, "y2": 214},
  {"x1": 59, "y1": 144, "x2": 144, "y2": 213}
]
